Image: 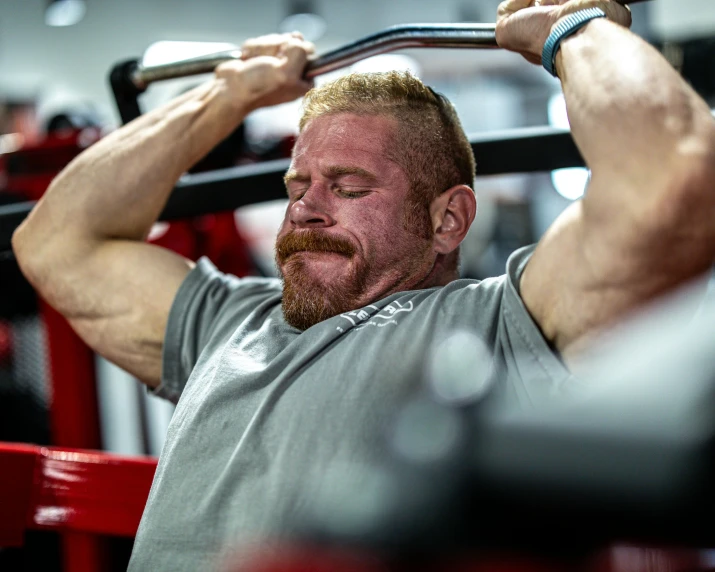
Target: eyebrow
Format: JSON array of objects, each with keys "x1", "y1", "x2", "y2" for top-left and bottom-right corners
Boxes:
[{"x1": 284, "y1": 165, "x2": 380, "y2": 187}]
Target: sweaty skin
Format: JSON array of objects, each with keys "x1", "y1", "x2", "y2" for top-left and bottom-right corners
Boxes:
[
  {"x1": 277, "y1": 112, "x2": 476, "y2": 329},
  {"x1": 497, "y1": 1, "x2": 715, "y2": 360},
  {"x1": 280, "y1": 113, "x2": 441, "y2": 307}
]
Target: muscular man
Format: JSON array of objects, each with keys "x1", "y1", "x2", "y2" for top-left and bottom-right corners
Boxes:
[{"x1": 12, "y1": 0, "x2": 715, "y2": 569}]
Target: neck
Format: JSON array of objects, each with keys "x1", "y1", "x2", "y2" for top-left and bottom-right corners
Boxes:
[
  {"x1": 412, "y1": 252, "x2": 458, "y2": 290},
  {"x1": 352, "y1": 253, "x2": 458, "y2": 310}
]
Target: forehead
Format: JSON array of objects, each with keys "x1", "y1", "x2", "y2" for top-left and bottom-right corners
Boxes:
[{"x1": 291, "y1": 113, "x2": 401, "y2": 173}]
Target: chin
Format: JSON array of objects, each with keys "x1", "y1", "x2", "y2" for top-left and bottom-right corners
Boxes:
[{"x1": 280, "y1": 258, "x2": 369, "y2": 330}]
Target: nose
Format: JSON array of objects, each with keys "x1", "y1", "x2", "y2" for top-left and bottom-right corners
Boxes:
[{"x1": 288, "y1": 187, "x2": 335, "y2": 229}]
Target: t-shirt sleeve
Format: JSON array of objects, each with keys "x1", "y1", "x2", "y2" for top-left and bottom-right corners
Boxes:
[
  {"x1": 153, "y1": 258, "x2": 276, "y2": 403},
  {"x1": 499, "y1": 245, "x2": 578, "y2": 405}
]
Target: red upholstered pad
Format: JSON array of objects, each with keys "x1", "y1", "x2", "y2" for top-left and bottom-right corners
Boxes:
[
  {"x1": 0, "y1": 443, "x2": 38, "y2": 547},
  {"x1": 30, "y1": 447, "x2": 157, "y2": 537},
  {"x1": 0, "y1": 442, "x2": 157, "y2": 546}
]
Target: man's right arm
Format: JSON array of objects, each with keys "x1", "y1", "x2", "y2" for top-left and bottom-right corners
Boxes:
[{"x1": 11, "y1": 33, "x2": 314, "y2": 388}]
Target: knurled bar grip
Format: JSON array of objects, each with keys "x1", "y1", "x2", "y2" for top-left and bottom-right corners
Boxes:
[{"x1": 131, "y1": 0, "x2": 647, "y2": 89}]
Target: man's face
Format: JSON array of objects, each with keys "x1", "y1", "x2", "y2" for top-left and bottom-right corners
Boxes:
[{"x1": 275, "y1": 113, "x2": 436, "y2": 330}]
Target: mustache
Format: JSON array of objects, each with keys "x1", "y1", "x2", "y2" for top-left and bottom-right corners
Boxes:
[{"x1": 275, "y1": 231, "x2": 356, "y2": 264}]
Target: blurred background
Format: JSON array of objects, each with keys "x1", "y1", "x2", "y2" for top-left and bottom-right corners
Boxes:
[{"x1": 0, "y1": 0, "x2": 713, "y2": 570}]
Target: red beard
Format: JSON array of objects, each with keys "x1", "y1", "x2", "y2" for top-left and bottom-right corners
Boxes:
[{"x1": 275, "y1": 231, "x2": 369, "y2": 330}]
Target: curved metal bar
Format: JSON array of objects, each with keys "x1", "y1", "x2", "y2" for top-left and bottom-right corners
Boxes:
[
  {"x1": 131, "y1": 23, "x2": 499, "y2": 89},
  {"x1": 131, "y1": 49, "x2": 243, "y2": 89},
  {"x1": 304, "y1": 23, "x2": 499, "y2": 78}
]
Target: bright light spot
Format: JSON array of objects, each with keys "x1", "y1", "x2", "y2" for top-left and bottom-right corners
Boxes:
[
  {"x1": 147, "y1": 222, "x2": 170, "y2": 242},
  {"x1": 306, "y1": 462, "x2": 395, "y2": 536},
  {"x1": 552, "y1": 167, "x2": 590, "y2": 200},
  {"x1": 45, "y1": 0, "x2": 86, "y2": 27},
  {"x1": 548, "y1": 92, "x2": 588, "y2": 200},
  {"x1": 142, "y1": 41, "x2": 238, "y2": 67},
  {"x1": 391, "y1": 398, "x2": 462, "y2": 464},
  {"x1": 0, "y1": 133, "x2": 24, "y2": 154},
  {"x1": 77, "y1": 128, "x2": 100, "y2": 148},
  {"x1": 279, "y1": 13, "x2": 327, "y2": 42},
  {"x1": 427, "y1": 330, "x2": 494, "y2": 405},
  {"x1": 548, "y1": 92, "x2": 569, "y2": 129},
  {"x1": 351, "y1": 54, "x2": 422, "y2": 77}
]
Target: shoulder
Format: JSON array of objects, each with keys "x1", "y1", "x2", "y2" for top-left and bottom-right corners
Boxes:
[
  {"x1": 422, "y1": 244, "x2": 536, "y2": 306},
  {"x1": 354, "y1": 246, "x2": 536, "y2": 334},
  {"x1": 181, "y1": 257, "x2": 282, "y2": 303},
  {"x1": 169, "y1": 256, "x2": 284, "y2": 347}
]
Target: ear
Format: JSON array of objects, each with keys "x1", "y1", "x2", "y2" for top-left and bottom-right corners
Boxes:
[{"x1": 429, "y1": 185, "x2": 477, "y2": 255}]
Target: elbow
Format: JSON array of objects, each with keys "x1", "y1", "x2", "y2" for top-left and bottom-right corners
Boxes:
[
  {"x1": 12, "y1": 220, "x2": 32, "y2": 271},
  {"x1": 11, "y1": 210, "x2": 64, "y2": 292},
  {"x1": 11, "y1": 220, "x2": 45, "y2": 288}
]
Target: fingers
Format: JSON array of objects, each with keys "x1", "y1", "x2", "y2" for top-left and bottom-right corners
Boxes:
[
  {"x1": 496, "y1": 0, "x2": 632, "y2": 64},
  {"x1": 236, "y1": 32, "x2": 315, "y2": 95},
  {"x1": 498, "y1": 0, "x2": 535, "y2": 19},
  {"x1": 220, "y1": 32, "x2": 316, "y2": 111},
  {"x1": 279, "y1": 36, "x2": 316, "y2": 78},
  {"x1": 240, "y1": 33, "x2": 315, "y2": 62}
]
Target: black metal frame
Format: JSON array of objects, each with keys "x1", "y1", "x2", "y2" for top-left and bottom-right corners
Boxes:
[{"x1": 108, "y1": 58, "x2": 144, "y2": 125}]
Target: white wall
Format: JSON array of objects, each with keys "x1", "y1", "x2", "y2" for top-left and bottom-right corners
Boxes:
[
  {"x1": 651, "y1": 0, "x2": 715, "y2": 40},
  {"x1": 0, "y1": 0, "x2": 285, "y2": 121}
]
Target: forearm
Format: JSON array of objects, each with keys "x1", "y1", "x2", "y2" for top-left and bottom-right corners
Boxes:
[
  {"x1": 557, "y1": 18, "x2": 715, "y2": 197},
  {"x1": 13, "y1": 77, "x2": 247, "y2": 260}
]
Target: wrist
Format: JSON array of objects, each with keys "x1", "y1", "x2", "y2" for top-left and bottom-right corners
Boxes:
[
  {"x1": 213, "y1": 76, "x2": 253, "y2": 120},
  {"x1": 542, "y1": 7, "x2": 607, "y2": 77},
  {"x1": 551, "y1": 23, "x2": 587, "y2": 78}
]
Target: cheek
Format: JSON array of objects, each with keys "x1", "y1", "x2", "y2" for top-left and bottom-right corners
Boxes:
[{"x1": 345, "y1": 203, "x2": 414, "y2": 261}]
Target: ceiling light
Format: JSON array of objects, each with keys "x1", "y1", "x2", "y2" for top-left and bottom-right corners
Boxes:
[
  {"x1": 279, "y1": 0, "x2": 326, "y2": 42},
  {"x1": 45, "y1": 0, "x2": 86, "y2": 27},
  {"x1": 279, "y1": 13, "x2": 326, "y2": 42}
]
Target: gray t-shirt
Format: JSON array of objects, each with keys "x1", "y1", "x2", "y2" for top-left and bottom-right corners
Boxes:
[{"x1": 128, "y1": 245, "x2": 573, "y2": 571}]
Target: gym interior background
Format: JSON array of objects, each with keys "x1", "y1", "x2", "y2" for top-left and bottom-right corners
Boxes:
[{"x1": 0, "y1": 0, "x2": 714, "y2": 570}]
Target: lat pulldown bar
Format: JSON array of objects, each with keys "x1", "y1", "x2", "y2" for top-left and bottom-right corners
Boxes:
[{"x1": 109, "y1": 0, "x2": 648, "y2": 124}]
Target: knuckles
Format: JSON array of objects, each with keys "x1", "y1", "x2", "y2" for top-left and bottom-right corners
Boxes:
[{"x1": 495, "y1": 0, "x2": 633, "y2": 58}]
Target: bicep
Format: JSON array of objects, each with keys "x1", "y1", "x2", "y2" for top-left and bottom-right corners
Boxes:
[
  {"x1": 520, "y1": 174, "x2": 713, "y2": 361},
  {"x1": 59, "y1": 241, "x2": 193, "y2": 388}
]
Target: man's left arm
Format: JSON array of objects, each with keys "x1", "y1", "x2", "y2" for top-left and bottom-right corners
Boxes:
[{"x1": 498, "y1": 2, "x2": 715, "y2": 359}]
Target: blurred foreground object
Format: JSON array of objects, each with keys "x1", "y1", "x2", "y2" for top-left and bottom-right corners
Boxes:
[{"x1": 243, "y1": 278, "x2": 715, "y2": 569}]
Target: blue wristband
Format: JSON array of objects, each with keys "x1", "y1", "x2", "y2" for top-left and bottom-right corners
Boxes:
[{"x1": 542, "y1": 8, "x2": 607, "y2": 77}]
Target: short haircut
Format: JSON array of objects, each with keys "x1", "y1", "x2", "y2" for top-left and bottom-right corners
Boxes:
[{"x1": 299, "y1": 71, "x2": 476, "y2": 240}]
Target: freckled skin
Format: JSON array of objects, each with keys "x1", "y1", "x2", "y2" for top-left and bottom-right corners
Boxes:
[{"x1": 277, "y1": 113, "x2": 444, "y2": 310}]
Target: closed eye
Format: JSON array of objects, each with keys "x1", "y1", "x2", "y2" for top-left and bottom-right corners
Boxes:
[
  {"x1": 287, "y1": 188, "x2": 308, "y2": 202},
  {"x1": 336, "y1": 188, "x2": 371, "y2": 199}
]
